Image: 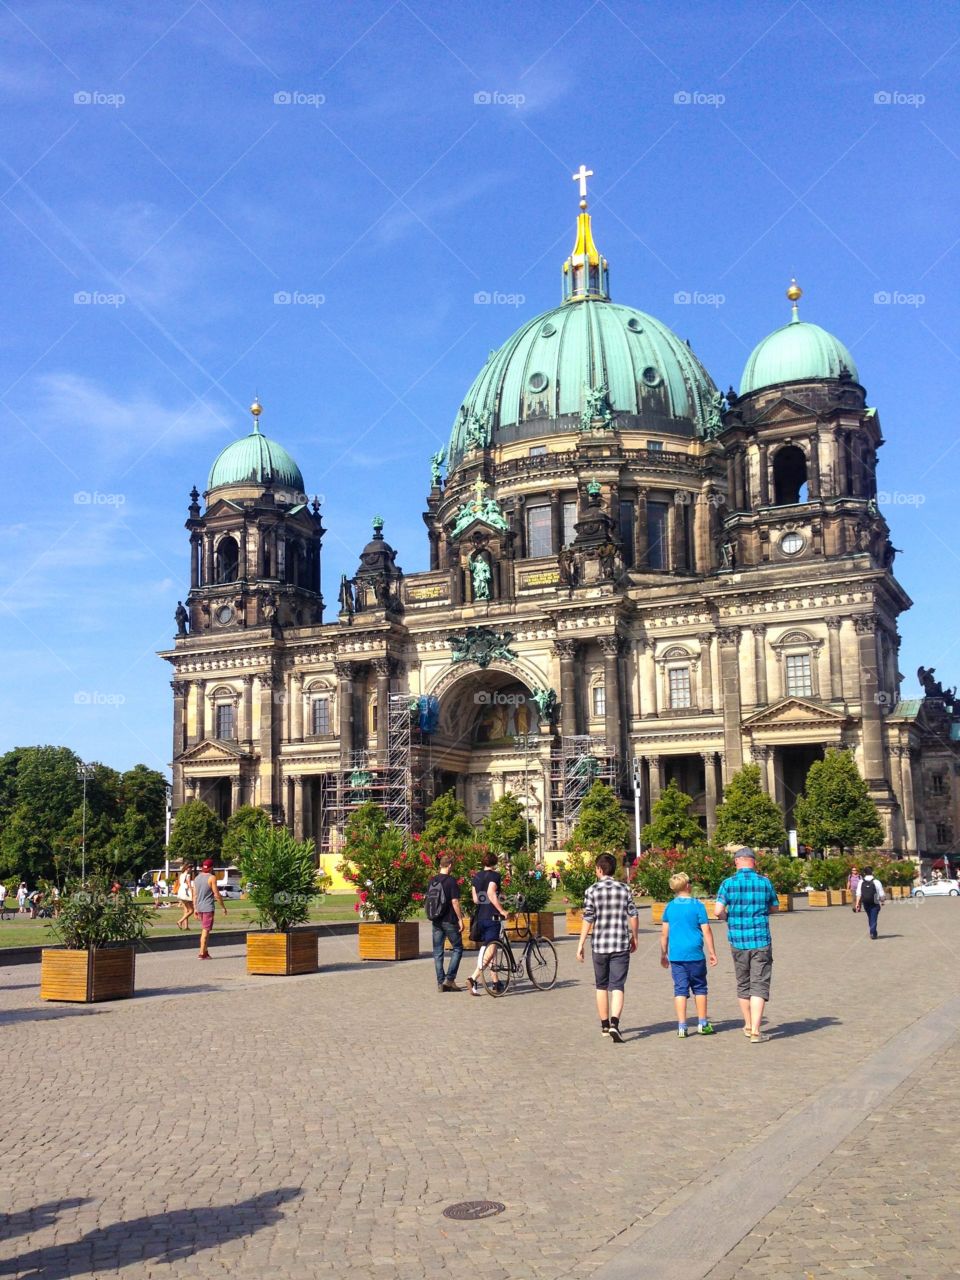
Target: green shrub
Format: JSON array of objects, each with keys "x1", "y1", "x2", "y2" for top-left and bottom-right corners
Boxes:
[
  {"x1": 757, "y1": 854, "x2": 804, "y2": 895},
  {"x1": 556, "y1": 849, "x2": 598, "y2": 909},
  {"x1": 50, "y1": 877, "x2": 149, "y2": 950},
  {"x1": 236, "y1": 824, "x2": 320, "y2": 932},
  {"x1": 338, "y1": 803, "x2": 429, "y2": 924}
]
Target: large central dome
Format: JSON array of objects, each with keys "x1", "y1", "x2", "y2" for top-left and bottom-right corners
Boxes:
[{"x1": 447, "y1": 198, "x2": 718, "y2": 468}]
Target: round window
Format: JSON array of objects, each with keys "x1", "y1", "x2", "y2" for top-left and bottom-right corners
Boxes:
[
  {"x1": 780, "y1": 532, "x2": 804, "y2": 555},
  {"x1": 627, "y1": 317, "x2": 643, "y2": 332},
  {"x1": 540, "y1": 322, "x2": 557, "y2": 337},
  {"x1": 641, "y1": 366, "x2": 660, "y2": 386},
  {"x1": 528, "y1": 371, "x2": 549, "y2": 393},
  {"x1": 216, "y1": 604, "x2": 234, "y2": 624}
]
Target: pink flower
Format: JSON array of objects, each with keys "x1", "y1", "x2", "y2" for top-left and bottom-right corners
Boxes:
[
  {"x1": 359, "y1": 891, "x2": 368, "y2": 903},
  {"x1": 353, "y1": 903, "x2": 359, "y2": 912}
]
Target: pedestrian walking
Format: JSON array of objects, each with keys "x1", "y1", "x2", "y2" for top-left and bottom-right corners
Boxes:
[
  {"x1": 191, "y1": 858, "x2": 227, "y2": 959},
  {"x1": 175, "y1": 862, "x2": 195, "y2": 931},
  {"x1": 855, "y1": 866, "x2": 886, "y2": 939},
  {"x1": 17, "y1": 882, "x2": 28, "y2": 913},
  {"x1": 0, "y1": 882, "x2": 7, "y2": 914},
  {"x1": 714, "y1": 846, "x2": 778, "y2": 1043},
  {"x1": 467, "y1": 852, "x2": 509, "y2": 997},
  {"x1": 660, "y1": 872, "x2": 718, "y2": 1037},
  {"x1": 847, "y1": 865, "x2": 861, "y2": 912},
  {"x1": 576, "y1": 854, "x2": 639, "y2": 1043},
  {"x1": 425, "y1": 852, "x2": 465, "y2": 992}
]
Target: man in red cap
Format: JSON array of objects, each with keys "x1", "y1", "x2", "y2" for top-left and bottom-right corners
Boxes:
[{"x1": 191, "y1": 858, "x2": 227, "y2": 959}]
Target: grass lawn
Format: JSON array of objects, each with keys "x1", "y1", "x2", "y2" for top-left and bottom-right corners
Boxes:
[{"x1": 0, "y1": 890, "x2": 646, "y2": 950}]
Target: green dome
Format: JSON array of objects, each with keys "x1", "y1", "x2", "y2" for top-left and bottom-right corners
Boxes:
[
  {"x1": 740, "y1": 318, "x2": 858, "y2": 396},
  {"x1": 448, "y1": 298, "x2": 718, "y2": 467},
  {"x1": 207, "y1": 425, "x2": 304, "y2": 493}
]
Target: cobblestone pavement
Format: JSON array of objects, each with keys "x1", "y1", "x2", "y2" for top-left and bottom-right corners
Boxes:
[{"x1": 1, "y1": 897, "x2": 957, "y2": 1280}]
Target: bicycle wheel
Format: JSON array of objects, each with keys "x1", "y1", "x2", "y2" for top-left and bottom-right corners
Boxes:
[
  {"x1": 525, "y1": 936, "x2": 558, "y2": 990},
  {"x1": 509, "y1": 909, "x2": 531, "y2": 940},
  {"x1": 481, "y1": 941, "x2": 513, "y2": 996}
]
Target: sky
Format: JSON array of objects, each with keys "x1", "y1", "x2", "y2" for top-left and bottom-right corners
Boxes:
[{"x1": 1, "y1": 0, "x2": 958, "y2": 776}]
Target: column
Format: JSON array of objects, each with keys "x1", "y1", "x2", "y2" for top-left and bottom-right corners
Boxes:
[
  {"x1": 635, "y1": 489, "x2": 648, "y2": 568},
  {"x1": 726, "y1": 452, "x2": 738, "y2": 511},
  {"x1": 697, "y1": 633, "x2": 713, "y2": 712},
  {"x1": 898, "y1": 747, "x2": 918, "y2": 853},
  {"x1": 751, "y1": 745, "x2": 771, "y2": 793},
  {"x1": 238, "y1": 521, "x2": 248, "y2": 580},
  {"x1": 758, "y1": 441, "x2": 770, "y2": 506},
  {"x1": 752, "y1": 625, "x2": 767, "y2": 706},
  {"x1": 703, "y1": 752, "x2": 718, "y2": 837},
  {"x1": 374, "y1": 657, "x2": 392, "y2": 763},
  {"x1": 599, "y1": 636, "x2": 622, "y2": 757},
  {"x1": 826, "y1": 617, "x2": 843, "y2": 700},
  {"x1": 334, "y1": 660, "x2": 354, "y2": 766},
  {"x1": 734, "y1": 448, "x2": 747, "y2": 512},
  {"x1": 549, "y1": 493, "x2": 561, "y2": 556},
  {"x1": 834, "y1": 429, "x2": 848, "y2": 496},
  {"x1": 554, "y1": 640, "x2": 579, "y2": 737},
  {"x1": 639, "y1": 640, "x2": 657, "y2": 717},
  {"x1": 171, "y1": 681, "x2": 188, "y2": 759},
  {"x1": 671, "y1": 496, "x2": 687, "y2": 573},
  {"x1": 258, "y1": 672, "x2": 280, "y2": 815},
  {"x1": 850, "y1": 437, "x2": 864, "y2": 497},
  {"x1": 855, "y1": 614, "x2": 887, "y2": 785},
  {"x1": 196, "y1": 680, "x2": 207, "y2": 742},
  {"x1": 202, "y1": 531, "x2": 214, "y2": 584},
  {"x1": 808, "y1": 433, "x2": 821, "y2": 499},
  {"x1": 645, "y1": 755, "x2": 663, "y2": 808},
  {"x1": 190, "y1": 535, "x2": 201, "y2": 590},
  {"x1": 291, "y1": 776, "x2": 305, "y2": 840},
  {"x1": 230, "y1": 776, "x2": 240, "y2": 816},
  {"x1": 290, "y1": 671, "x2": 304, "y2": 743},
  {"x1": 718, "y1": 627, "x2": 744, "y2": 778},
  {"x1": 693, "y1": 490, "x2": 712, "y2": 575}
]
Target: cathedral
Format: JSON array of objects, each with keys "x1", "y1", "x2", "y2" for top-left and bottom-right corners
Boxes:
[{"x1": 160, "y1": 172, "x2": 960, "y2": 877}]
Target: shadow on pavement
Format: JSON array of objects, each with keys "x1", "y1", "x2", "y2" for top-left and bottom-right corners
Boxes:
[
  {"x1": 0, "y1": 1008, "x2": 103, "y2": 1025},
  {"x1": 134, "y1": 985, "x2": 218, "y2": 999},
  {"x1": 771, "y1": 1016, "x2": 841, "y2": 1038},
  {"x1": 0, "y1": 1199, "x2": 91, "y2": 1246},
  {"x1": 0, "y1": 1187, "x2": 303, "y2": 1279}
]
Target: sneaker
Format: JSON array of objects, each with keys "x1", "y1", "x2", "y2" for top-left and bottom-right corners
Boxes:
[
  {"x1": 750, "y1": 1031, "x2": 767, "y2": 1043},
  {"x1": 608, "y1": 1024, "x2": 624, "y2": 1043},
  {"x1": 698, "y1": 1022, "x2": 715, "y2": 1035},
  {"x1": 199, "y1": 952, "x2": 211, "y2": 960},
  {"x1": 743, "y1": 1027, "x2": 752, "y2": 1038},
  {"x1": 469, "y1": 978, "x2": 482, "y2": 997},
  {"x1": 677, "y1": 1027, "x2": 688, "y2": 1038},
  {"x1": 437, "y1": 982, "x2": 446, "y2": 993},
  {"x1": 442, "y1": 979, "x2": 463, "y2": 992},
  {"x1": 600, "y1": 1025, "x2": 610, "y2": 1036}
]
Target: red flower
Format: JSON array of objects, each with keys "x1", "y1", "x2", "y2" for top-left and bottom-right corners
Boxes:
[
  {"x1": 353, "y1": 903, "x2": 359, "y2": 912},
  {"x1": 359, "y1": 891, "x2": 368, "y2": 903},
  {"x1": 412, "y1": 892, "x2": 424, "y2": 902}
]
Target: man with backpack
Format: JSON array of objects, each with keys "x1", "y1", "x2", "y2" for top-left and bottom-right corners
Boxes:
[
  {"x1": 426, "y1": 852, "x2": 465, "y2": 992},
  {"x1": 855, "y1": 866, "x2": 886, "y2": 939}
]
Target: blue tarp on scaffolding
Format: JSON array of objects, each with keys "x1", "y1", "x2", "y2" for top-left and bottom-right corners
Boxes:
[{"x1": 418, "y1": 696, "x2": 440, "y2": 734}]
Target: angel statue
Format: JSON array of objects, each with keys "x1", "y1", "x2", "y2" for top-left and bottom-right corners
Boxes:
[{"x1": 430, "y1": 448, "x2": 445, "y2": 488}]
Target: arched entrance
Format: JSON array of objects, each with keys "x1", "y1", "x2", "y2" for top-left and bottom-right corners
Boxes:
[{"x1": 426, "y1": 665, "x2": 550, "y2": 855}]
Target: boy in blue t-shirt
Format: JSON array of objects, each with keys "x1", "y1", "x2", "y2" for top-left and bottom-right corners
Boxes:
[{"x1": 660, "y1": 871, "x2": 719, "y2": 1037}]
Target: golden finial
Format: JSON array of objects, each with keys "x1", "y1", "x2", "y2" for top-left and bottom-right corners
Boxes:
[
  {"x1": 787, "y1": 278, "x2": 802, "y2": 322},
  {"x1": 250, "y1": 396, "x2": 262, "y2": 432},
  {"x1": 579, "y1": 198, "x2": 587, "y2": 210}
]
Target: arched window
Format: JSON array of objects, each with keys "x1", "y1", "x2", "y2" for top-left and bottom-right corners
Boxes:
[
  {"x1": 215, "y1": 535, "x2": 239, "y2": 583},
  {"x1": 286, "y1": 541, "x2": 305, "y2": 585},
  {"x1": 773, "y1": 445, "x2": 808, "y2": 505}
]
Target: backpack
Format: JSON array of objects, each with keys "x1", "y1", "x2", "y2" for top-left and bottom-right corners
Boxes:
[
  {"x1": 860, "y1": 878, "x2": 879, "y2": 908},
  {"x1": 424, "y1": 876, "x2": 449, "y2": 921}
]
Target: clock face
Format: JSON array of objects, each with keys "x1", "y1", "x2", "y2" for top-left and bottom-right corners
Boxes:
[
  {"x1": 216, "y1": 604, "x2": 234, "y2": 625},
  {"x1": 780, "y1": 531, "x2": 804, "y2": 556}
]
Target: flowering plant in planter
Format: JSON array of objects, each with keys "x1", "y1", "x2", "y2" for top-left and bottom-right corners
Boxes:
[
  {"x1": 757, "y1": 854, "x2": 804, "y2": 895},
  {"x1": 631, "y1": 848, "x2": 685, "y2": 903},
  {"x1": 805, "y1": 856, "x2": 851, "y2": 891},
  {"x1": 338, "y1": 802, "x2": 429, "y2": 924},
  {"x1": 504, "y1": 851, "x2": 552, "y2": 914},
  {"x1": 50, "y1": 877, "x2": 149, "y2": 950},
  {"x1": 679, "y1": 845, "x2": 735, "y2": 897},
  {"x1": 410, "y1": 833, "x2": 485, "y2": 920}
]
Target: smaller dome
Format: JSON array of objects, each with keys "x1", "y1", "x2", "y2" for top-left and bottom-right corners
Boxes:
[
  {"x1": 740, "y1": 318, "x2": 858, "y2": 396},
  {"x1": 207, "y1": 423, "x2": 304, "y2": 493}
]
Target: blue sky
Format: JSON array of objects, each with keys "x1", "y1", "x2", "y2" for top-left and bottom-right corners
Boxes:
[{"x1": 1, "y1": 0, "x2": 958, "y2": 775}]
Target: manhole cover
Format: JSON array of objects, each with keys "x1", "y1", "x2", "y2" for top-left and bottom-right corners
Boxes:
[{"x1": 442, "y1": 1200, "x2": 506, "y2": 1221}]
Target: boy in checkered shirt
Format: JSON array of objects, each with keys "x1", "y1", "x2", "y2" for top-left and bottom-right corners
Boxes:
[{"x1": 577, "y1": 854, "x2": 639, "y2": 1043}]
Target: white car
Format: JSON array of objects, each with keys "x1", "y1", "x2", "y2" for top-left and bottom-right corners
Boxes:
[{"x1": 912, "y1": 879, "x2": 960, "y2": 898}]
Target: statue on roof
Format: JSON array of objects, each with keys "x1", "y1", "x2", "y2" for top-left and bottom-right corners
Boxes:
[
  {"x1": 918, "y1": 666, "x2": 945, "y2": 698},
  {"x1": 579, "y1": 382, "x2": 614, "y2": 432},
  {"x1": 174, "y1": 601, "x2": 189, "y2": 636},
  {"x1": 338, "y1": 574, "x2": 354, "y2": 615},
  {"x1": 703, "y1": 390, "x2": 725, "y2": 440},
  {"x1": 464, "y1": 409, "x2": 492, "y2": 452},
  {"x1": 430, "y1": 448, "x2": 445, "y2": 489},
  {"x1": 470, "y1": 552, "x2": 492, "y2": 601}
]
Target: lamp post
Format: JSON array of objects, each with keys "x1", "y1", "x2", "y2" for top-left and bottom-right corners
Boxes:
[
  {"x1": 513, "y1": 733, "x2": 539, "y2": 855},
  {"x1": 76, "y1": 761, "x2": 96, "y2": 883},
  {"x1": 164, "y1": 782, "x2": 173, "y2": 882}
]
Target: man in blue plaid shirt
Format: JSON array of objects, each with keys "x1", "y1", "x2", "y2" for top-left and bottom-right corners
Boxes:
[
  {"x1": 714, "y1": 846, "x2": 778, "y2": 1043},
  {"x1": 577, "y1": 854, "x2": 639, "y2": 1043}
]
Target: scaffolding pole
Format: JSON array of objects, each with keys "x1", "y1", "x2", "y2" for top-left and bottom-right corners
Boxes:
[{"x1": 551, "y1": 734, "x2": 618, "y2": 844}]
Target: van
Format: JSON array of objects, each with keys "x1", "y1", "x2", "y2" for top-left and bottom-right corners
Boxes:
[{"x1": 139, "y1": 866, "x2": 243, "y2": 898}]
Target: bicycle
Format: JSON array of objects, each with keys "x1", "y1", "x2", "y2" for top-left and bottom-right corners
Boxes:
[{"x1": 480, "y1": 894, "x2": 558, "y2": 996}]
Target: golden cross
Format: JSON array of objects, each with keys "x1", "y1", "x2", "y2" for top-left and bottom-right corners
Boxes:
[
  {"x1": 572, "y1": 164, "x2": 593, "y2": 199},
  {"x1": 472, "y1": 476, "x2": 485, "y2": 509}
]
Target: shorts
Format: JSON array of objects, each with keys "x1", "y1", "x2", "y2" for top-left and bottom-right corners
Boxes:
[
  {"x1": 592, "y1": 949, "x2": 630, "y2": 991},
  {"x1": 670, "y1": 958, "x2": 708, "y2": 997},
  {"x1": 478, "y1": 918, "x2": 502, "y2": 944},
  {"x1": 731, "y1": 945, "x2": 772, "y2": 1000},
  {"x1": 198, "y1": 911, "x2": 215, "y2": 931}
]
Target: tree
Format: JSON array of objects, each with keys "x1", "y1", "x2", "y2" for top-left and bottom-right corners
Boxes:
[
  {"x1": 223, "y1": 805, "x2": 272, "y2": 862},
  {"x1": 167, "y1": 800, "x2": 224, "y2": 865},
  {"x1": 795, "y1": 749, "x2": 884, "y2": 853},
  {"x1": 641, "y1": 779, "x2": 704, "y2": 850},
  {"x1": 714, "y1": 764, "x2": 787, "y2": 851},
  {"x1": 480, "y1": 792, "x2": 531, "y2": 858},
  {"x1": 422, "y1": 790, "x2": 475, "y2": 845},
  {"x1": 568, "y1": 781, "x2": 630, "y2": 853},
  {"x1": 0, "y1": 746, "x2": 84, "y2": 882}
]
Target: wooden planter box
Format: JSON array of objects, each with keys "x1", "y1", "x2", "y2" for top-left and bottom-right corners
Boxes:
[
  {"x1": 505, "y1": 912, "x2": 555, "y2": 940},
  {"x1": 566, "y1": 908, "x2": 584, "y2": 935},
  {"x1": 650, "y1": 902, "x2": 668, "y2": 925},
  {"x1": 40, "y1": 946, "x2": 135, "y2": 1003},
  {"x1": 828, "y1": 889, "x2": 850, "y2": 906},
  {"x1": 358, "y1": 921, "x2": 419, "y2": 961},
  {"x1": 775, "y1": 894, "x2": 794, "y2": 912},
  {"x1": 246, "y1": 931, "x2": 318, "y2": 976},
  {"x1": 808, "y1": 890, "x2": 830, "y2": 907}
]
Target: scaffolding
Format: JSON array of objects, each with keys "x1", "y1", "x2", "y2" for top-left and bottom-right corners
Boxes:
[
  {"x1": 550, "y1": 734, "x2": 618, "y2": 844},
  {"x1": 330, "y1": 696, "x2": 423, "y2": 845}
]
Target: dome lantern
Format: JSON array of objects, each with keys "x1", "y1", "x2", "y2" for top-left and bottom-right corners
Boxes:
[
  {"x1": 562, "y1": 164, "x2": 610, "y2": 303},
  {"x1": 739, "y1": 284, "x2": 859, "y2": 396},
  {"x1": 207, "y1": 398, "x2": 305, "y2": 494}
]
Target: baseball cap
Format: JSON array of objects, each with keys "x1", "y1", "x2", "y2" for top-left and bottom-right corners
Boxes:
[
  {"x1": 201, "y1": 858, "x2": 215, "y2": 870},
  {"x1": 727, "y1": 845, "x2": 756, "y2": 861}
]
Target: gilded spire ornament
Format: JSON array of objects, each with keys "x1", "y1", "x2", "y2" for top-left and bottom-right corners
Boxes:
[{"x1": 787, "y1": 278, "x2": 802, "y2": 323}]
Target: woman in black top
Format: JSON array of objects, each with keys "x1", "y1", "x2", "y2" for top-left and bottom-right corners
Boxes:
[{"x1": 468, "y1": 851, "x2": 508, "y2": 996}]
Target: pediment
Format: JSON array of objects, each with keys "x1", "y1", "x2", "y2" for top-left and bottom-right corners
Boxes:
[
  {"x1": 177, "y1": 738, "x2": 247, "y2": 764},
  {"x1": 450, "y1": 516, "x2": 506, "y2": 540},
  {"x1": 743, "y1": 697, "x2": 847, "y2": 728},
  {"x1": 752, "y1": 396, "x2": 815, "y2": 426}
]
